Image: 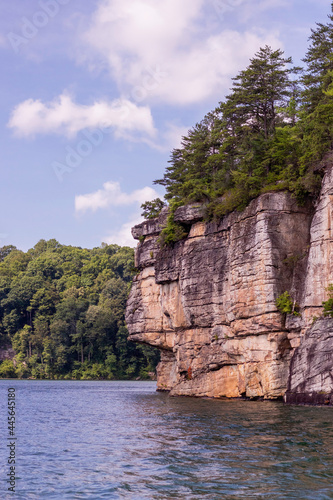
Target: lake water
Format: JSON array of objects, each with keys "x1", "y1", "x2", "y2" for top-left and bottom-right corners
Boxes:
[{"x1": 0, "y1": 380, "x2": 333, "y2": 499}]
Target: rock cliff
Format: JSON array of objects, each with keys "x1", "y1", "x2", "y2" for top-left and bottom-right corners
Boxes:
[
  {"x1": 285, "y1": 317, "x2": 333, "y2": 405},
  {"x1": 126, "y1": 166, "x2": 333, "y2": 401}
]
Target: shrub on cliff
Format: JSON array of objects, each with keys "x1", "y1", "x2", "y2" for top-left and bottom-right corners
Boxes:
[
  {"x1": 141, "y1": 198, "x2": 166, "y2": 219},
  {"x1": 276, "y1": 291, "x2": 300, "y2": 316},
  {"x1": 323, "y1": 284, "x2": 333, "y2": 317}
]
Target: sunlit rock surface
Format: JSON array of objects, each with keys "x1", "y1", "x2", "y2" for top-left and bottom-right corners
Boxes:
[{"x1": 126, "y1": 167, "x2": 333, "y2": 400}]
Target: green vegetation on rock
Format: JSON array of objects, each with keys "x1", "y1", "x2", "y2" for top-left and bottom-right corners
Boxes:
[
  {"x1": 141, "y1": 198, "x2": 166, "y2": 219},
  {"x1": 0, "y1": 240, "x2": 159, "y2": 380},
  {"x1": 323, "y1": 284, "x2": 333, "y2": 317},
  {"x1": 276, "y1": 291, "x2": 300, "y2": 317}
]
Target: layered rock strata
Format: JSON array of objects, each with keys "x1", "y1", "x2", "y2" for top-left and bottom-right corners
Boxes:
[
  {"x1": 126, "y1": 166, "x2": 333, "y2": 400},
  {"x1": 285, "y1": 318, "x2": 333, "y2": 405}
]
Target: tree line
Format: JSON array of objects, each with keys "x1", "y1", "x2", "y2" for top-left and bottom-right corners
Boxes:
[{"x1": 0, "y1": 240, "x2": 159, "y2": 379}]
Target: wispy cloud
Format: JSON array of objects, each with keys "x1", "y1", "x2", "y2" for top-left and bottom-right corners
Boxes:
[
  {"x1": 7, "y1": 93, "x2": 156, "y2": 139},
  {"x1": 162, "y1": 123, "x2": 192, "y2": 150},
  {"x1": 143, "y1": 122, "x2": 190, "y2": 152},
  {"x1": 75, "y1": 181, "x2": 159, "y2": 214},
  {"x1": 104, "y1": 214, "x2": 143, "y2": 247},
  {"x1": 237, "y1": 0, "x2": 289, "y2": 20},
  {"x1": 0, "y1": 34, "x2": 7, "y2": 48},
  {"x1": 79, "y1": 0, "x2": 283, "y2": 105}
]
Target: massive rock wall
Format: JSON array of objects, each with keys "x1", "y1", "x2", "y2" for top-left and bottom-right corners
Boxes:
[{"x1": 126, "y1": 167, "x2": 333, "y2": 400}]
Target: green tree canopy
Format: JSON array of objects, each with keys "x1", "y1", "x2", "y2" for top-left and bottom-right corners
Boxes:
[{"x1": 0, "y1": 240, "x2": 159, "y2": 379}]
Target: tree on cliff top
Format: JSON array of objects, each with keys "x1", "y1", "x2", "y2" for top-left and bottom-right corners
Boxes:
[
  {"x1": 154, "y1": 46, "x2": 298, "y2": 209},
  {"x1": 302, "y1": 3, "x2": 333, "y2": 112},
  {"x1": 225, "y1": 46, "x2": 295, "y2": 140},
  {"x1": 298, "y1": 3, "x2": 333, "y2": 168}
]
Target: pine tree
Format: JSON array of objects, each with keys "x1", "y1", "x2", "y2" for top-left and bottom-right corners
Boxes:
[
  {"x1": 154, "y1": 119, "x2": 213, "y2": 203},
  {"x1": 299, "y1": 4, "x2": 333, "y2": 168},
  {"x1": 302, "y1": 3, "x2": 333, "y2": 112},
  {"x1": 154, "y1": 46, "x2": 297, "y2": 212},
  {"x1": 227, "y1": 46, "x2": 294, "y2": 140}
]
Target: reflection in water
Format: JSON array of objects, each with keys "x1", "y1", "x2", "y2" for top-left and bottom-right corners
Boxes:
[{"x1": 0, "y1": 381, "x2": 332, "y2": 499}]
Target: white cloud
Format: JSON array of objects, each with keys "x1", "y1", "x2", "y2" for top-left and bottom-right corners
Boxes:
[
  {"x1": 79, "y1": 0, "x2": 283, "y2": 105},
  {"x1": 237, "y1": 0, "x2": 289, "y2": 20},
  {"x1": 76, "y1": 181, "x2": 161, "y2": 246},
  {"x1": 144, "y1": 122, "x2": 190, "y2": 152},
  {"x1": 162, "y1": 123, "x2": 189, "y2": 150},
  {"x1": 75, "y1": 181, "x2": 159, "y2": 214},
  {"x1": 0, "y1": 34, "x2": 7, "y2": 48},
  {"x1": 7, "y1": 93, "x2": 156, "y2": 139},
  {"x1": 104, "y1": 214, "x2": 143, "y2": 247}
]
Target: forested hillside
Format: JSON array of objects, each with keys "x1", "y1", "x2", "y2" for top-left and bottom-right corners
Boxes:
[
  {"x1": 142, "y1": 6, "x2": 333, "y2": 244},
  {"x1": 0, "y1": 240, "x2": 159, "y2": 379}
]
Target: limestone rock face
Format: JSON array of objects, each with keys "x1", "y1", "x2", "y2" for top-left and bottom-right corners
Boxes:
[
  {"x1": 126, "y1": 167, "x2": 333, "y2": 400},
  {"x1": 285, "y1": 318, "x2": 333, "y2": 405},
  {"x1": 302, "y1": 166, "x2": 333, "y2": 325}
]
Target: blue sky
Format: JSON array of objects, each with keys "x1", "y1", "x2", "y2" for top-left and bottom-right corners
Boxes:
[{"x1": 0, "y1": 0, "x2": 331, "y2": 251}]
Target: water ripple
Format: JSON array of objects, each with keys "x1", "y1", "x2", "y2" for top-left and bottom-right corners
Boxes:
[{"x1": 0, "y1": 381, "x2": 333, "y2": 499}]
